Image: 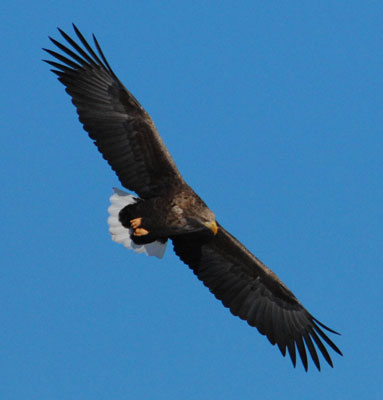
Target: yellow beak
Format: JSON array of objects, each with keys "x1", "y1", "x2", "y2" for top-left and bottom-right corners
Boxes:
[{"x1": 204, "y1": 220, "x2": 218, "y2": 235}]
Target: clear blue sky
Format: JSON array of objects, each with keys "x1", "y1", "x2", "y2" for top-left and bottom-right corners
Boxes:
[{"x1": 1, "y1": 1, "x2": 382, "y2": 399}]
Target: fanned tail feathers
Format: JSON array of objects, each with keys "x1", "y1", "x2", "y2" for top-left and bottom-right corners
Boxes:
[{"x1": 107, "y1": 188, "x2": 167, "y2": 258}]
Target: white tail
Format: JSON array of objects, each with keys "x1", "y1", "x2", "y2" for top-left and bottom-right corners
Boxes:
[{"x1": 107, "y1": 188, "x2": 167, "y2": 258}]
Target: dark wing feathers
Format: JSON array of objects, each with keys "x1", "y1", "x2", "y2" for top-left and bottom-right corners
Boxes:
[
  {"x1": 43, "y1": 24, "x2": 183, "y2": 198},
  {"x1": 172, "y1": 225, "x2": 342, "y2": 371}
]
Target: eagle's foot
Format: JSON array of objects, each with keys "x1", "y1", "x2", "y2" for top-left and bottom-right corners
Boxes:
[
  {"x1": 130, "y1": 218, "x2": 149, "y2": 236},
  {"x1": 133, "y1": 228, "x2": 149, "y2": 236},
  {"x1": 130, "y1": 218, "x2": 142, "y2": 230}
]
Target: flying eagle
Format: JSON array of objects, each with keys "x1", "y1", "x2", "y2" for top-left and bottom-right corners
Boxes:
[{"x1": 43, "y1": 25, "x2": 342, "y2": 371}]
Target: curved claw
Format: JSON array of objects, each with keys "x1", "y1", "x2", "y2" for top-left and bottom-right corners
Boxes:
[
  {"x1": 130, "y1": 218, "x2": 142, "y2": 230},
  {"x1": 133, "y1": 228, "x2": 149, "y2": 236}
]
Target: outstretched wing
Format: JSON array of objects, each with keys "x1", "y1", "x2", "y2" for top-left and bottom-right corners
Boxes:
[
  {"x1": 43, "y1": 24, "x2": 184, "y2": 198},
  {"x1": 172, "y1": 225, "x2": 342, "y2": 371}
]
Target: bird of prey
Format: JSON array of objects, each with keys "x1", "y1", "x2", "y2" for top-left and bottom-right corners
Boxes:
[{"x1": 43, "y1": 24, "x2": 342, "y2": 371}]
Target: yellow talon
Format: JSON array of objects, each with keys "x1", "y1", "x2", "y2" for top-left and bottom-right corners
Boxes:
[
  {"x1": 133, "y1": 228, "x2": 149, "y2": 236},
  {"x1": 130, "y1": 217, "x2": 142, "y2": 229}
]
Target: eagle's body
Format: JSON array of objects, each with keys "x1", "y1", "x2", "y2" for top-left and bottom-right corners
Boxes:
[
  {"x1": 44, "y1": 25, "x2": 342, "y2": 371},
  {"x1": 119, "y1": 185, "x2": 216, "y2": 244}
]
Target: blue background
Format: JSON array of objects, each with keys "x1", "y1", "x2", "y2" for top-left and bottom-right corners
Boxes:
[{"x1": 1, "y1": 1, "x2": 382, "y2": 398}]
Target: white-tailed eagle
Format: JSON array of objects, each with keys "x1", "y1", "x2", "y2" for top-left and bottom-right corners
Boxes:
[{"x1": 43, "y1": 24, "x2": 342, "y2": 371}]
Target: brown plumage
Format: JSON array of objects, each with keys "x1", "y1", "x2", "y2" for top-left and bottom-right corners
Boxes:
[{"x1": 43, "y1": 24, "x2": 342, "y2": 371}]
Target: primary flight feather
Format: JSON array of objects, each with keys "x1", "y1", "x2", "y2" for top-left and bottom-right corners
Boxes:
[{"x1": 43, "y1": 24, "x2": 342, "y2": 371}]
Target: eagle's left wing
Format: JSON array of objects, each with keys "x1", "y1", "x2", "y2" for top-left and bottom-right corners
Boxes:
[{"x1": 172, "y1": 225, "x2": 342, "y2": 371}]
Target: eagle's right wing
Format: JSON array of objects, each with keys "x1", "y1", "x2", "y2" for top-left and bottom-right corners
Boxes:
[{"x1": 44, "y1": 24, "x2": 184, "y2": 199}]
